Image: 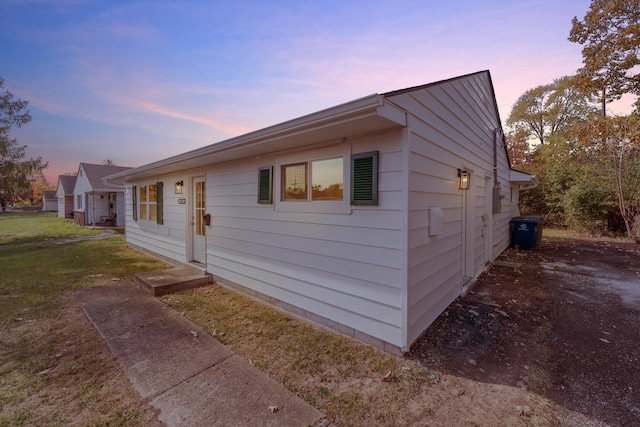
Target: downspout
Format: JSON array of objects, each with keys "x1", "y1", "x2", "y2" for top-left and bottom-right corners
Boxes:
[
  {"x1": 519, "y1": 176, "x2": 540, "y2": 191},
  {"x1": 91, "y1": 192, "x2": 96, "y2": 229},
  {"x1": 492, "y1": 128, "x2": 502, "y2": 214},
  {"x1": 493, "y1": 128, "x2": 501, "y2": 185}
]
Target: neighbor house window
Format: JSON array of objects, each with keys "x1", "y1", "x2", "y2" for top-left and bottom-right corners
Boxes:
[{"x1": 281, "y1": 158, "x2": 343, "y2": 202}]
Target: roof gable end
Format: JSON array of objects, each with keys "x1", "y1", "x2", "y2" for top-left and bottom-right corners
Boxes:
[{"x1": 78, "y1": 163, "x2": 133, "y2": 190}]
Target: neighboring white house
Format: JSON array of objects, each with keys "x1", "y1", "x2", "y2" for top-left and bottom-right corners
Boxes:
[
  {"x1": 73, "y1": 163, "x2": 132, "y2": 227},
  {"x1": 106, "y1": 71, "x2": 537, "y2": 354},
  {"x1": 41, "y1": 190, "x2": 57, "y2": 212},
  {"x1": 55, "y1": 175, "x2": 77, "y2": 218}
]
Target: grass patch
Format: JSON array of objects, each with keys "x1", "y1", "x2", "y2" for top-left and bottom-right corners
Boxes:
[
  {"x1": 0, "y1": 234, "x2": 168, "y2": 426},
  {"x1": 160, "y1": 286, "x2": 439, "y2": 426},
  {"x1": 0, "y1": 212, "x2": 102, "y2": 245}
]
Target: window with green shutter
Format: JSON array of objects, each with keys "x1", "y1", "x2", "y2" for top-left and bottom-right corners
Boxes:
[
  {"x1": 132, "y1": 186, "x2": 137, "y2": 220},
  {"x1": 135, "y1": 183, "x2": 163, "y2": 223},
  {"x1": 351, "y1": 151, "x2": 378, "y2": 205},
  {"x1": 156, "y1": 182, "x2": 163, "y2": 224},
  {"x1": 258, "y1": 166, "x2": 273, "y2": 204}
]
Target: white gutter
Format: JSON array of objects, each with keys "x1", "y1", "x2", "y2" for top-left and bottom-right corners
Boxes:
[
  {"x1": 104, "y1": 93, "x2": 406, "y2": 184},
  {"x1": 510, "y1": 170, "x2": 539, "y2": 190}
]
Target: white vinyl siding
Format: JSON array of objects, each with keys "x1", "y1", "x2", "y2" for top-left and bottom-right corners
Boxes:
[
  {"x1": 56, "y1": 184, "x2": 67, "y2": 218},
  {"x1": 125, "y1": 175, "x2": 189, "y2": 263},
  {"x1": 204, "y1": 134, "x2": 406, "y2": 346},
  {"x1": 387, "y1": 72, "x2": 519, "y2": 347}
]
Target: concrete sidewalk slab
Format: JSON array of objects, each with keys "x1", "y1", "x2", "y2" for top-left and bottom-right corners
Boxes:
[
  {"x1": 151, "y1": 355, "x2": 321, "y2": 426},
  {"x1": 76, "y1": 282, "x2": 328, "y2": 427}
]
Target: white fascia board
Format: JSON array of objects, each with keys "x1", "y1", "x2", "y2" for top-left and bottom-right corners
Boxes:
[
  {"x1": 92, "y1": 187, "x2": 125, "y2": 192},
  {"x1": 510, "y1": 170, "x2": 539, "y2": 188},
  {"x1": 105, "y1": 94, "x2": 407, "y2": 183},
  {"x1": 509, "y1": 169, "x2": 535, "y2": 183}
]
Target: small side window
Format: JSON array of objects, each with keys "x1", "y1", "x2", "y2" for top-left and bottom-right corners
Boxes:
[{"x1": 351, "y1": 151, "x2": 378, "y2": 205}]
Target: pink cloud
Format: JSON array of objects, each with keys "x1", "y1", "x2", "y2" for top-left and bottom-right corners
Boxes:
[{"x1": 132, "y1": 100, "x2": 253, "y2": 136}]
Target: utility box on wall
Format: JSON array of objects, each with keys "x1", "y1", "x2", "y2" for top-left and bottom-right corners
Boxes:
[
  {"x1": 429, "y1": 206, "x2": 444, "y2": 236},
  {"x1": 492, "y1": 185, "x2": 502, "y2": 214}
]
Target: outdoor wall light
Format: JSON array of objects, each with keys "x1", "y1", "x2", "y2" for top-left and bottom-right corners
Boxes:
[
  {"x1": 458, "y1": 169, "x2": 470, "y2": 190},
  {"x1": 174, "y1": 180, "x2": 184, "y2": 194}
]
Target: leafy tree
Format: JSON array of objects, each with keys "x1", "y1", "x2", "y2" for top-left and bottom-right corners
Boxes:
[
  {"x1": 15, "y1": 171, "x2": 52, "y2": 206},
  {"x1": 569, "y1": 0, "x2": 640, "y2": 115},
  {"x1": 103, "y1": 159, "x2": 117, "y2": 166},
  {"x1": 506, "y1": 77, "x2": 597, "y2": 223},
  {"x1": 571, "y1": 114, "x2": 640, "y2": 240},
  {"x1": 0, "y1": 77, "x2": 47, "y2": 210},
  {"x1": 563, "y1": 1, "x2": 640, "y2": 239},
  {"x1": 517, "y1": 134, "x2": 585, "y2": 224},
  {"x1": 507, "y1": 76, "x2": 598, "y2": 145},
  {"x1": 504, "y1": 128, "x2": 530, "y2": 168},
  {"x1": 563, "y1": 178, "x2": 616, "y2": 233}
]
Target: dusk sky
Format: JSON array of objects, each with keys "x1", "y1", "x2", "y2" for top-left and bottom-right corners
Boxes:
[{"x1": 2, "y1": 0, "x2": 600, "y2": 185}]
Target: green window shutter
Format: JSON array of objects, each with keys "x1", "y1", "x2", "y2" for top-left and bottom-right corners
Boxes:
[
  {"x1": 351, "y1": 151, "x2": 378, "y2": 205},
  {"x1": 258, "y1": 166, "x2": 273, "y2": 204},
  {"x1": 156, "y1": 182, "x2": 164, "y2": 225},
  {"x1": 132, "y1": 186, "x2": 137, "y2": 220}
]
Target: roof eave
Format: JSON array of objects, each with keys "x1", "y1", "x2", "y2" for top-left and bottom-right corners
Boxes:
[
  {"x1": 105, "y1": 94, "x2": 407, "y2": 183},
  {"x1": 510, "y1": 170, "x2": 539, "y2": 190}
]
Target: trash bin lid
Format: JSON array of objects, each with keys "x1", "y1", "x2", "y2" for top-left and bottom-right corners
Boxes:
[{"x1": 511, "y1": 216, "x2": 545, "y2": 224}]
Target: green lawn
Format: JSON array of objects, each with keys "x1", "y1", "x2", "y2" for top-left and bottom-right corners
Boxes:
[
  {"x1": 0, "y1": 218, "x2": 169, "y2": 426},
  {"x1": 0, "y1": 212, "x2": 102, "y2": 245}
]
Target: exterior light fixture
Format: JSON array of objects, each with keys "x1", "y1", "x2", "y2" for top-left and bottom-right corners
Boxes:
[
  {"x1": 174, "y1": 180, "x2": 184, "y2": 194},
  {"x1": 458, "y1": 169, "x2": 470, "y2": 190}
]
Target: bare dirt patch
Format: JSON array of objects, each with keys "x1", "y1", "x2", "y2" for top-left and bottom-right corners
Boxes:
[{"x1": 409, "y1": 230, "x2": 640, "y2": 426}]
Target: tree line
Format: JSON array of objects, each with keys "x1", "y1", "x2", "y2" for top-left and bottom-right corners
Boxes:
[
  {"x1": 0, "y1": 77, "x2": 47, "y2": 211},
  {"x1": 1, "y1": 78, "x2": 118, "y2": 210},
  {"x1": 506, "y1": 0, "x2": 640, "y2": 241}
]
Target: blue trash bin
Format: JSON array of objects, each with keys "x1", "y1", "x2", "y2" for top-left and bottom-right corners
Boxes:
[{"x1": 510, "y1": 216, "x2": 545, "y2": 250}]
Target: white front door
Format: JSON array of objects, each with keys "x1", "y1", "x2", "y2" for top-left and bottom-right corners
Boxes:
[
  {"x1": 192, "y1": 177, "x2": 206, "y2": 264},
  {"x1": 90, "y1": 193, "x2": 108, "y2": 224}
]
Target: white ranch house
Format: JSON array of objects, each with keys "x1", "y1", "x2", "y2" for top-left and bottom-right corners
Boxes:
[
  {"x1": 107, "y1": 71, "x2": 536, "y2": 354},
  {"x1": 73, "y1": 163, "x2": 131, "y2": 227}
]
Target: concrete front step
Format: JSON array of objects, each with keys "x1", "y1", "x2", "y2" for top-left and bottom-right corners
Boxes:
[{"x1": 134, "y1": 267, "x2": 214, "y2": 296}]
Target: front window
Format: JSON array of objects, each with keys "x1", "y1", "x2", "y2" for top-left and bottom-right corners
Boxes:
[
  {"x1": 311, "y1": 158, "x2": 343, "y2": 201},
  {"x1": 282, "y1": 163, "x2": 308, "y2": 200},
  {"x1": 281, "y1": 158, "x2": 343, "y2": 202},
  {"x1": 139, "y1": 184, "x2": 157, "y2": 221}
]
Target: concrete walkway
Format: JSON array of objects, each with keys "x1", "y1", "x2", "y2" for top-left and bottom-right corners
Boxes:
[
  {"x1": 76, "y1": 282, "x2": 330, "y2": 427},
  {"x1": 0, "y1": 230, "x2": 117, "y2": 249}
]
